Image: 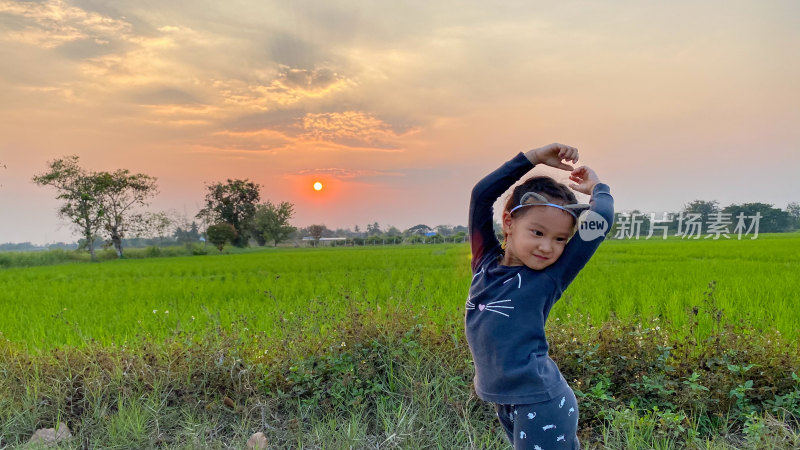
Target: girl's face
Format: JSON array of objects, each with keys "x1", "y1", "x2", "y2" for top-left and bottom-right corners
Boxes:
[{"x1": 501, "y1": 206, "x2": 574, "y2": 270}]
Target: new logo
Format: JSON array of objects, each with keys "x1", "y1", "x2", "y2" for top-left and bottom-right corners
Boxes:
[{"x1": 578, "y1": 210, "x2": 608, "y2": 241}]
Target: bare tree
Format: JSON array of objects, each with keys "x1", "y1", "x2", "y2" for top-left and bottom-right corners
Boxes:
[
  {"x1": 307, "y1": 224, "x2": 327, "y2": 246},
  {"x1": 129, "y1": 211, "x2": 173, "y2": 243}
]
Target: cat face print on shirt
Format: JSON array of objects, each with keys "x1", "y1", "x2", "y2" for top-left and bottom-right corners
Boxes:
[{"x1": 465, "y1": 271, "x2": 521, "y2": 318}]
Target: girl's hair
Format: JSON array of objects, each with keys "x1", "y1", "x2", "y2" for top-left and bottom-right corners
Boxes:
[{"x1": 501, "y1": 176, "x2": 578, "y2": 241}]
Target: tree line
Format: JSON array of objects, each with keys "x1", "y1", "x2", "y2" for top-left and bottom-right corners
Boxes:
[
  {"x1": 30, "y1": 155, "x2": 481, "y2": 255},
  {"x1": 28, "y1": 155, "x2": 473, "y2": 255},
  {"x1": 296, "y1": 223, "x2": 469, "y2": 246},
  {"x1": 608, "y1": 200, "x2": 800, "y2": 238},
  {"x1": 32, "y1": 156, "x2": 297, "y2": 258},
  {"x1": 26, "y1": 156, "x2": 800, "y2": 257}
]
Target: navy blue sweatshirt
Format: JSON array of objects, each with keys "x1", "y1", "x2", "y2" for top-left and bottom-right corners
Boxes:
[{"x1": 465, "y1": 152, "x2": 614, "y2": 404}]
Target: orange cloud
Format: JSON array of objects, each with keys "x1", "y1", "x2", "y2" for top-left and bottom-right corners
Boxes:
[
  {"x1": 301, "y1": 111, "x2": 416, "y2": 147},
  {"x1": 200, "y1": 110, "x2": 415, "y2": 154},
  {"x1": 213, "y1": 68, "x2": 354, "y2": 111},
  {"x1": 293, "y1": 168, "x2": 402, "y2": 180}
]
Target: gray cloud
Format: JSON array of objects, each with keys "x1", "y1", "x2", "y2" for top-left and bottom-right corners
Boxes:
[
  {"x1": 130, "y1": 87, "x2": 203, "y2": 105},
  {"x1": 55, "y1": 37, "x2": 124, "y2": 60},
  {"x1": 277, "y1": 67, "x2": 339, "y2": 91},
  {"x1": 230, "y1": 109, "x2": 413, "y2": 149},
  {"x1": 221, "y1": 109, "x2": 304, "y2": 133},
  {"x1": 267, "y1": 32, "x2": 321, "y2": 69}
]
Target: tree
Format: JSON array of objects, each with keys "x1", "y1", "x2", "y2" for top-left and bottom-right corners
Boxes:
[
  {"x1": 93, "y1": 169, "x2": 159, "y2": 258},
  {"x1": 174, "y1": 221, "x2": 201, "y2": 244},
  {"x1": 32, "y1": 156, "x2": 105, "y2": 260},
  {"x1": 308, "y1": 224, "x2": 327, "y2": 245},
  {"x1": 683, "y1": 200, "x2": 720, "y2": 225},
  {"x1": 385, "y1": 226, "x2": 401, "y2": 237},
  {"x1": 251, "y1": 201, "x2": 296, "y2": 246},
  {"x1": 130, "y1": 211, "x2": 172, "y2": 242},
  {"x1": 207, "y1": 223, "x2": 237, "y2": 251},
  {"x1": 405, "y1": 224, "x2": 432, "y2": 236},
  {"x1": 722, "y1": 202, "x2": 791, "y2": 233},
  {"x1": 197, "y1": 179, "x2": 260, "y2": 247},
  {"x1": 787, "y1": 202, "x2": 800, "y2": 230},
  {"x1": 367, "y1": 222, "x2": 381, "y2": 236},
  {"x1": 435, "y1": 225, "x2": 453, "y2": 236}
]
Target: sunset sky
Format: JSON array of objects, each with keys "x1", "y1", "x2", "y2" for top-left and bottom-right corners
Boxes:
[{"x1": 1, "y1": 0, "x2": 798, "y2": 244}]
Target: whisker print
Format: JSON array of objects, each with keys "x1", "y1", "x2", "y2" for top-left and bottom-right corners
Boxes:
[
  {"x1": 478, "y1": 298, "x2": 514, "y2": 317},
  {"x1": 487, "y1": 299, "x2": 511, "y2": 305},
  {"x1": 503, "y1": 273, "x2": 522, "y2": 288},
  {"x1": 484, "y1": 308, "x2": 510, "y2": 317},
  {"x1": 471, "y1": 269, "x2": 484, "y2": 281}
]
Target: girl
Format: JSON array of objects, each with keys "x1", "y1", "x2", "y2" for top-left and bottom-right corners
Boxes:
[{"x1": 465, "y1": 143, "x2": 614, "y2": 449}]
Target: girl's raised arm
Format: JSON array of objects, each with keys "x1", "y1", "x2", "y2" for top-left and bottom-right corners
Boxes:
[
  {"x1": 545, "y1": 177, "x2": 614, "y2": 289},
  {"x1": 469, "y1": 153, "x2": 535, "y2": 272}
]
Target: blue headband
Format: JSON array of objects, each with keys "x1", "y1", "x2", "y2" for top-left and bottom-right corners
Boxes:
[{"x1": 509, "y1": 192, "x2": 590, "y2": 222}]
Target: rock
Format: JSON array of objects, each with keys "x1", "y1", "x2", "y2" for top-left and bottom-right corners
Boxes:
[
  {"x1": 247, "y1": 431, "x2": 268, "y2": 449},
  {"x1": 223, "y1": 396, "x2": 236, "y2": 409},
  {"x1": 27, "y1": 425, "x2": 73, "y2": 446}
]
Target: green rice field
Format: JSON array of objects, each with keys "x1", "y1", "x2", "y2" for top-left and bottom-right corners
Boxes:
[
  {"x1": 1, "y1": 233, "x2": 798, "y2": 350},
  {"x1": 1, "y1": 234, "x2": 799, "y2": 448}
]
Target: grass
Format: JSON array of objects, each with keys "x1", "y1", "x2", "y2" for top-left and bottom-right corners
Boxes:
[
  {"x1": 0, "y1": 234, "x2": 798, "y2": 350},
  {"x1": 0, "y1": 234, "x2": 798, "y2": 447},
  {"x1": 1, "y1": 309, "x2": 797, "y2": 448}
]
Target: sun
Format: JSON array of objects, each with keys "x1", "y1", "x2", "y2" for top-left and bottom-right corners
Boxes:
[{"x1": 313, "y1": 181, "x2": 323, "y2": 191}]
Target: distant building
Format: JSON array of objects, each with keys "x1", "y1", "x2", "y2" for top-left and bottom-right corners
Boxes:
[{"x1": 302, "y1": 237, "x2": 347, "y2": 246}]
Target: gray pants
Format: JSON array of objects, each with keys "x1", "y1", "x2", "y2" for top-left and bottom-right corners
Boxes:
[{"x1": 494, "y1": 387, "x2": 580, "y2": 449}]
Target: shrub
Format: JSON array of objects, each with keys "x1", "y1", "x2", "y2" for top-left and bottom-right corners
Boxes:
[{"x1": 206, "y1": 223, "x2": 237, "y2": 251}]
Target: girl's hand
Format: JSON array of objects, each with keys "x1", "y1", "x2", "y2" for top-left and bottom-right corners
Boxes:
[
  {"x1": 569, "y1": 166, "x2": 601, "y2": 195},
  {"x1": 525, "y1": 143, "x2": 578, "y2": 171}
]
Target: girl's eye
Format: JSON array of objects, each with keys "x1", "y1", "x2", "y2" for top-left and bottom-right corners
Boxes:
[
  {"x1": 531, "y1": 230, "x2": 543, "y2": 236},
  {"x1": 556, "y1": 237, "x2": 567, "y2": 242}
]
